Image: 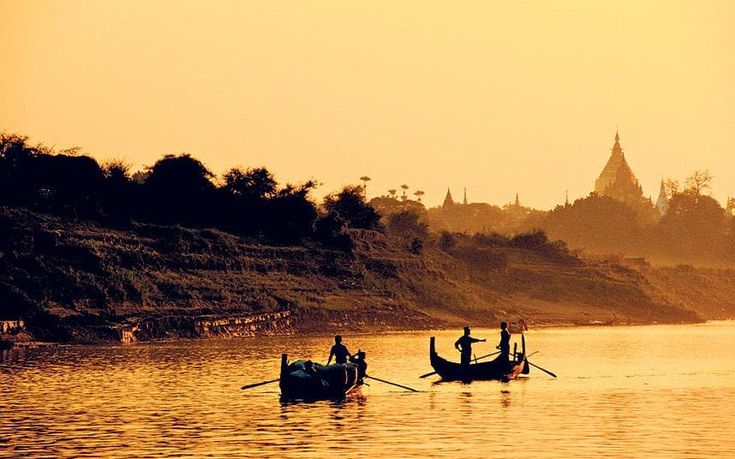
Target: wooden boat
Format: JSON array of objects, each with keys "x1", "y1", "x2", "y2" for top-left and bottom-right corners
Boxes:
[
  {"x1": 429, "y1": 336, "x2": 530, "y2": 382},
  {"x1": 279, "y1": 353, "x2": 364, "y2": 401}
]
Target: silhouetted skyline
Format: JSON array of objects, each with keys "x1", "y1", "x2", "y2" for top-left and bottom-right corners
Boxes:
[{"x1": 2, "y1": 2, "x2": 734, "y2": 208}]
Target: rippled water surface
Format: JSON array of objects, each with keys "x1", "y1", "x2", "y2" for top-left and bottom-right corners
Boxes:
[{"x1": 2, "y1": 322, "x2": 735, "y2": 458}]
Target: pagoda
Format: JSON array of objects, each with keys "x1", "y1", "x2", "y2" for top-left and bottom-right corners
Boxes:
[{"x1": 594, "y1": 131, "x2": 644, "y2": 204}]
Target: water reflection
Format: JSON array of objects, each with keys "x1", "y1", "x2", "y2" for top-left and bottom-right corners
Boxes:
[{"x1": 2, "y1": 322, "x2": 735, "y2": 458}]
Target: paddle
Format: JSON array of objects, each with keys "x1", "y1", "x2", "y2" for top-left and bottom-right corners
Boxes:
[
  {"x1": 419, "y1": 350, "x2": 501, "y2": 379},
  {"x1": 240, "y1": 378, "x2": 279, "y2": 390},
  {"x1": 527, "y1": 361, "x2": 557, "y2": 378},
  {"x1": 365, "y1": 375, "x2": 419, "y2": 392}
]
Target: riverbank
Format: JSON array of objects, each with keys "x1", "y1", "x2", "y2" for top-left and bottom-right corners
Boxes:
[{"x1": 3, "y1": 207, "x2": 731, "y2": 344}]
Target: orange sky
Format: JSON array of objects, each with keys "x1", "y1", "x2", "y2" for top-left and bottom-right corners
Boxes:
[{"x1": 1, "y1": 1, "x2": 734, "y2": 209}]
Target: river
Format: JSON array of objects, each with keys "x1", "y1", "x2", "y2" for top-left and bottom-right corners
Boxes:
[{"x1": 2, "y1": 321, "x2": 734, "y2": 458}]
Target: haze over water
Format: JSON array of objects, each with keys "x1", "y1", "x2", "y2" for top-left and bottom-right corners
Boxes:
[{"x1": 2, "y1": 322, "x2": 734, "y2": 458}]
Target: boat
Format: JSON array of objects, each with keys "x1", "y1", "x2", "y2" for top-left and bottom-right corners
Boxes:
[
  {"x1": 429, "y1": 336, "x2": 530, "y2": 382},
  {"x1": 278, "y1": 353, "x2": 365, "y2": 401}
]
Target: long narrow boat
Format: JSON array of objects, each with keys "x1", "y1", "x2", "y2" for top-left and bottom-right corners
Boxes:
[
  {"x1": 429, "y1": 336, "x2": 530, "y2": 382},
  {"x1": 279, "y1": 353, "x2": 365, "y2": 401}
]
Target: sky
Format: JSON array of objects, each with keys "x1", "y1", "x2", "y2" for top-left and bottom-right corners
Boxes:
[{"x1": 1, "y1": 0, "x2": 734, "y2": 209}]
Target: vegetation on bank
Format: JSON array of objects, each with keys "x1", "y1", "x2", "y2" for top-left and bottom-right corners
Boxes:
[
  {"x1": 1, "y1": 132, "x2": 730, "y2": 343},
  {"x1": 373, "y1": 173, "x2": 735, "y2": 266},
  {"x1": 0, "y1": 133, "x2": 381, "y2": 248}
]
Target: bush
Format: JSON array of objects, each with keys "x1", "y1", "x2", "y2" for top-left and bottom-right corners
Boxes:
[
  {"x1": 387, "y1": 210, "x2": 428, "y2": 240},
  {"x1": 439, "y1": 231, "x2": 456, "y2": 251},
  {"x1": 323, "y1": 185, "x2": 382, "y2": 231}
]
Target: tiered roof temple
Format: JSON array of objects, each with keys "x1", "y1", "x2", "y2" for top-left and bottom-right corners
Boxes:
[{"x1": 594, "y1": 131, "x2": 644, "y2": 204}]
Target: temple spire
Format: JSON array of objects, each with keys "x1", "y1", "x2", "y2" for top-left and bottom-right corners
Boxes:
[
  {"x1": 565, "y1": 189, "x2": 570, "y2": 207},
  {"x1": 514, "y1": 193, "x2": 520, "y2": 207},
  {"x1": 443, "y1": 188, "x2": 455, "y2": 207},
  {"x1": 612, "y1": 130, "x2": 623, "y2": 157},
  {"x1": 463, "y1": 187, "x2": 468, "y2": 205}
]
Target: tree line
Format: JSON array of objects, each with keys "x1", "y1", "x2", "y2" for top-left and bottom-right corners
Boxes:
[
  {"x1": 0, "y1": 133, "x2": 380, "y2": 248},
  {"x1": 524, "y1": 171, "x2": 735, "y2": 265}
]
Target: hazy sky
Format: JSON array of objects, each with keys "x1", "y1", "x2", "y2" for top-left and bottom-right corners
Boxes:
[{"x1": 2, "y1": 1, "x2": 734, "y2": 208}]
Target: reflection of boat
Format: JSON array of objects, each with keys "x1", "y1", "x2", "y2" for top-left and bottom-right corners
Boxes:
[
  {"x1": 279, "y1": 354, "x2": 364, "y2": 401},
  {"x1": 429, "y1": 336, "x2": 529, "y2": 382}
]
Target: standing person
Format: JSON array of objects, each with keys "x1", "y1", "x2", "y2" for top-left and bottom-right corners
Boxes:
[
  {"x1": 496, "y1": 322, "x2": 511, "y2": 360},
  {"x1": 454, "y1": 326, "x2": 486, "y2": 367},
  {"x1": 350, "y1": 350, "x2": 368, "y2": 383},
  {"x1": 327, "y1": 335, "x2": 351, "y2": 365}
]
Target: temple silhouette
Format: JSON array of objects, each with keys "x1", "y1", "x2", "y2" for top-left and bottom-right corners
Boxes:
[{"x1": 593, "y1": 130, "x2": 663, "y2": 218}]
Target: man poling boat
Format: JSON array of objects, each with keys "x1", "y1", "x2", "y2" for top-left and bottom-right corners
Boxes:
[{"x1": 426, "y1": 323, "x2": 542, "y2": 382}]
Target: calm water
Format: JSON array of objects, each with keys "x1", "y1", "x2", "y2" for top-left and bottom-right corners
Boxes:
[{"x1": 2, "y1": 322, "x2": 735, "y2": 458}]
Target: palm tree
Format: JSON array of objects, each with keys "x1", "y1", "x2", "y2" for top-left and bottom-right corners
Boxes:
[
  {"x1": 400, "y1": 184, "x2": 409, "y2": 201},
  {"x1": 359, "y1": 176, "x2": 371, "y2": 198},
  {"x1": 388, "y1": 189, "x2": 397, "y2": 199},
  {"x1": 414, "y1": 190, "x2": 425, "y2": 202}
]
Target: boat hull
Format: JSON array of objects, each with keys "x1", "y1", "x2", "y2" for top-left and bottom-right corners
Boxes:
[{"x1": 429, "y1": 336, "x2": 529, "y2": 382}]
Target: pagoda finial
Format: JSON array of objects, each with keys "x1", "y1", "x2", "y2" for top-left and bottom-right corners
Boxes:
[
  {"x1": 463, "y1": 187, "x2": 468, "y2": 205},
  {"x1": 565, "y1": 189, "x2": 569, "y2": 207},
  {"x1": 611, "y1": 129, "x2": 623, "y2": 156},
  {"x1": 515, "y1": 193, "x2": 520, "y2": 207}
]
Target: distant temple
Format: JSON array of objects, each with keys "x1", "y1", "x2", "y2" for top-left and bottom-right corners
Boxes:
[
  {"x1": 655, "y1": 180, "x2": 669, "y2": 216},
  {"x1": 444, "y1": 187, "x2": 471, "y2": 207},
  {"x1": 443, "y1": 188, "x2": 455, "y2": 207},
  {"x1": 594, "y1": 131, "x2": 644, "y2": 204}
]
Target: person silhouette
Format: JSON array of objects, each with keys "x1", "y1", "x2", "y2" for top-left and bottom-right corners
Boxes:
[
  {"x1": 496, "y1": 322, "x2": 511, "y2": 360},
  {"x1": 350, "y1": 350, "x2": 368, "y2": 383},
  {"x1": 327, "y1": 335, "x2": 351, "y2": 365},
  {"x1": 454, "y1": 326, "x2": 486, "y2": 367}
]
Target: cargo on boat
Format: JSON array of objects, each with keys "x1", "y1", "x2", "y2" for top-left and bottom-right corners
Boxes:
[{"x1": 279, "y1": 353, "x2": 365, "y2": 401}]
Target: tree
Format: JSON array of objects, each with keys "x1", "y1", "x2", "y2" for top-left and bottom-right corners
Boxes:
[
  {"x1": 659, "y1": 191, "x2": 727, "y2": 260},
  {"x1": 323, "y1": 185, "x2": 382, "y2": 230},
  {"x1": 223, "y1": 167, "x2": 276, "y2": 201},
  {"x1": 664, "y1": 179, "x2": 680, "y2": 198},
  {"x1": 101, "y1": 159, "x2": 136, "y2": 221},
  {"x1": 359, "y1": 176, "x2": 371, "y2": 198},
  {"x1": 684, "y1": 169, "x2": 713, "y2": 199},
  {"x1": 388, "y1": 189, "x2": 397, "y2": 199},
  {"x1": 414, "y1": 190, "x2": 425, "y2": 202},
  {"x1": 142, "y1": 154, "x2": 216, "y2": 225},
  {"x1": 400, "y1": 184, "x2": 409, "y2": 201},
  {"x1": 263, "y1": 182, "x2": 318, "y2": 244},
  {"x1": 314, "y1": 212, "x2": 354, "y2": 251},
  {"x1": 538, "y1": 194, "x2": 643, "y2": 254}
]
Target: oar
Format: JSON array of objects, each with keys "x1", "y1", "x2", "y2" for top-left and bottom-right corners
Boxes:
[
  {"x1": 241, "y1": 378, "x2": 279, "y2": 390},
  {"x1": 365, "y1": 375, "x2": 419, "y2": 392},
  {"x1": 419, "y1": 350, "x2": 501, "y2": 378},
  {"x1": 527, "y1": 361, "x2": 557, "y2": 378}
]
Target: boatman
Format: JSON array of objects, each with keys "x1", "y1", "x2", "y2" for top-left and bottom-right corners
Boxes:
[
  {"x1": 327, "y1": 335, "x2": 351, "y2": 365},
  {"x1": 496, "y1": 321, "x2": 511, "y2": 360},
  {"x1": 454, "y1": 326, "x2": 486, "y2": 367}
]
